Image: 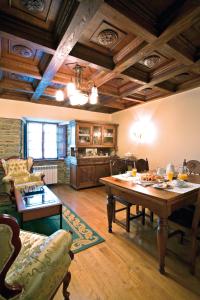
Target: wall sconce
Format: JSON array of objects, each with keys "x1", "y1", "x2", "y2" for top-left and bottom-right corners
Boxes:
[{"x1": 131, "y1": 118, "x2": 156, "y2": 144}]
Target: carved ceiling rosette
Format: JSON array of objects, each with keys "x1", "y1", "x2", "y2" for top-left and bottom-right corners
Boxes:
[
  {"x1": 12, "y1": 45, "x2": 33, "y2": 58},
  {"x1": 143, "y1": 88, "x2": 152, "y2": 94},
  {"x1": 21, "y1": 0, "x2": 45, "y2": 12},
  {"x1": 98, "y1": 29, "x2": 118, "y2": 46},
  {"x1": 10, "y1": 73, "x2": 29, "y2": 81},
  {"x1": 143, "y1": 55, "x2": 161, "y2": 68}
]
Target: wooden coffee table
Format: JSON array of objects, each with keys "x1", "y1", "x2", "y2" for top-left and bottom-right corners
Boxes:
[{"x1": 14, "y1": 186, "x2": 62, "y2": 229}]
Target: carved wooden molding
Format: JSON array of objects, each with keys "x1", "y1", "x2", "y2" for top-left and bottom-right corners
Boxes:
[
  {"x1": 21, "y1": 0, "x2": 45, "y2": 12},
  {"x1": 143, "y1": 55, "x2": 161, "y2": 68},
  {"x1": 98, "y1": 29, "x2": 118, "y2": 46},
  {"x1": 12, "y1": 45, "x2": 33, "y2": 58}
]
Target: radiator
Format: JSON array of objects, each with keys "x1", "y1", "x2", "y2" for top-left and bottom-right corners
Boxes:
[{"x1": 33, "y1": 165, "x2": 58, "y2": 184}]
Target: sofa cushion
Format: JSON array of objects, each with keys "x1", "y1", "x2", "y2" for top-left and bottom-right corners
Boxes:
[{"x1": 1, "y1": 230, "x2": 72, "y2": 300}]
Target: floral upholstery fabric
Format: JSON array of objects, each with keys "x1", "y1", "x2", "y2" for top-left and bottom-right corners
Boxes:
[
  {"x1": 1, "y1": 158, "x2": 44, "y2": 192},
  {"x1": 0, "y1": 224, "x2": 14, "y2": 273},
  {"x1": 0, "y1": 229, "x2": 72, "y2": 300}
]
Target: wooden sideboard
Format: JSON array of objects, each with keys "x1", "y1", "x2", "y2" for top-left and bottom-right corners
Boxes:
[
  {"x1": 69, "y1": 120, "x2": 118, "y2": 189},
  {"x1": 70, "y1": 157, "x2": 110, "y2": 189}
]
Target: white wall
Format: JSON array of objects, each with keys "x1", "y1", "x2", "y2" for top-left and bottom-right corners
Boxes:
[
  {"x1": 112, "y1": 87, "x2": 200, "y2": 170},
  {"x1": 0, "y1": 98, "x2": 112, "y2": 123}
]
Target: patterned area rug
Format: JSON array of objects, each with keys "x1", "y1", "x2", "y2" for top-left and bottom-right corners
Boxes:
[{"x1": 0, "y1": 204, "x2": 105, "y2": 254}]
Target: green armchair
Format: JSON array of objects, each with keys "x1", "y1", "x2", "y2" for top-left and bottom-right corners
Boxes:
[
  {"x1": 0, "y1": 214, "x2": 73, "y2": 300},
  {"x1": 1, "y1": 157, "x2": 45, "y2": 194}
]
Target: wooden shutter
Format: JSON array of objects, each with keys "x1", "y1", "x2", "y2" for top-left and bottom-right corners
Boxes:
[{"x1": 57, "y1": 125, "x2": 67, "y2": 159}]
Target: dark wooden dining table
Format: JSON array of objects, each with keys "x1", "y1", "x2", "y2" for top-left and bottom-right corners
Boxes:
[{"x1": 99, "y1": 175, "x2": 200, "y2": 274}]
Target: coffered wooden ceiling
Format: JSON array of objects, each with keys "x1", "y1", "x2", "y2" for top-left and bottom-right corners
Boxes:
[{"x1": 0, "y1": 0, "x2": 200, "y2": 113}]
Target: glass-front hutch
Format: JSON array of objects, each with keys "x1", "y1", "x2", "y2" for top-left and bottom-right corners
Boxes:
[{"x1": 69, "y1": 120, "x2": 118, "y2": 189}]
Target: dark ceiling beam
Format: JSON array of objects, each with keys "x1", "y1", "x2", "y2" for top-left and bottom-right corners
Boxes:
[
  {"x1": 0, "y1": 13, "x2": 56, "y2": 54},
  {"x1": 0, "y1": 78, "x2": 62, "y2": 99},
  {"x1": 122, "y1": 96, "x2": 146, "y2": 103},
  {"x1": 70, "y1": 43, "x2": 114, "y2": 71},
  {"x1": 0, "y1": 57, "x2": 42, "y2": 79},
  {"x1": 99, "y1": 98, "x2": 125, "y2": 110},
  {"x1": 113, "y1": 37, "x2": 144, "y2": 64},
  {"x1": 120, "y1": 64, "x2": 192, "y2": 97},
  {"x1": 155, "y1": 82, "x2": 175, "y2": 93},
  {"x1": 163, "y1": 44, "x2": 194, "y2": 65},
  {"x1": 104, "y1": 1, "x2": 158, "y2": 40},
  {"x1": 122, "y1": 66, "x2": 149, "y2": 84},
  {"x1": 0, "y1": 91, "x2": 68, "y2": 107},
  {"x1": 92, "y1": 0, "x2": 200, "y2": 88},
  {"x1": 176, "y1": 76, "x2": 200, "y2": 92},
  {"x1": 0, "y1": 79, "x2": 34, "y2": 94},
  {"x1": 31, "y1": 0, "x2": 103, "y2": 101}
]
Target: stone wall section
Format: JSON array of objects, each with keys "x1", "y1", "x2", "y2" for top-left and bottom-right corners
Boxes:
[{"x1": 0, "y1": 118, "x2": 69, "y2": 185}]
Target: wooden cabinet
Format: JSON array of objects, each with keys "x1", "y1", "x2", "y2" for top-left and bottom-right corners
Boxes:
[
  {"x1": 70, "y1": 120, "x2": 118, "y2": 148},
  {"x1": 102, "y1": 125, "x2": 116, "y2": 146},
  {"x1": 77, "y1": 123, "x2": 92, "y2": 146},
  {"x1": 70, "y1": 159, "x2": 110, "y2": 189},
  {"x1": 69, "y1": 120, "x2": 118, "y2": 189}
]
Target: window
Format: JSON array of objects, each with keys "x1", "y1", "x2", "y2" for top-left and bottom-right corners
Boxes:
[{"x1": 26, "y1": 121, "x2": 66, "y2": 159}]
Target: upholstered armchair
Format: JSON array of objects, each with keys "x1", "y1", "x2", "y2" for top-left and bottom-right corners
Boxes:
[
  {"x1": 1, "y1": 157, "x2": 45, "y2": 194},
  {"x1": 0, "y1": 214, "x2": 73, "y2": 300}
]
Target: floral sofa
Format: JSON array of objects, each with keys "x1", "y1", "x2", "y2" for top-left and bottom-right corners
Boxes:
[
  {"x1": 1, "y1": 157, "x2": 45, "y2": 194},
  {"x1": 0, "y1": 214, "x2": 73, "y2": 300}
]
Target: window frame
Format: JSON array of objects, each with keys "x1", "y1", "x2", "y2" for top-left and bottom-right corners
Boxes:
[{"x1": 26, "y1": 121, "x2": 59, "y2": 160}]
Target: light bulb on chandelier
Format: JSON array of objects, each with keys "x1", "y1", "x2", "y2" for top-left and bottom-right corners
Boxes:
[
  {"x1": 89, "y1": 86, "x2": 98, "y2": 104},
  {"x1": 66, "y1": 64, "x2": 98, "y2": 106},
  {"x1": 55, "y1": 90, "x2": 64, "y2": 101}
]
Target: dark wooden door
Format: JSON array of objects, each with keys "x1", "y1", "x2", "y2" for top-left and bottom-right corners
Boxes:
[{"x1": 77, "y1": 165, "x2": 96, "y2": 188}]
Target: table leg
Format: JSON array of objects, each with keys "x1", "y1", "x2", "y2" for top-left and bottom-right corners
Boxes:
[
  {"x1": 157, "y1": 217, "x2": 168, "y2": 274},
  {"x1": 107, "y1": 194, "x2": 114, "y2": 233},
  {"x1": 60, "y1": 206, "x2": 63, "y2": 229}
]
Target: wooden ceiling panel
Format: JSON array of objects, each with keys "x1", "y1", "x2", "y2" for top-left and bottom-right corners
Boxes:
[
  {"x1": 0, "y1": 0, "x2": 63, "y2": 31},
  {"x1": 5, "y1": 71, "x2": 34, "y2": 83},
  {"x1": 78, "y1": 3, "x2": 136, "y2": 56},
  {"x1": 1, "y1": 37, "x2": 43, "y2": 65},
  {"x1": 0, "y1": 0, "x2": 199, "y2": 113}
]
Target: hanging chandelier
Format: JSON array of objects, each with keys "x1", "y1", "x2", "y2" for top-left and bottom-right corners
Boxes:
[{"x1": 55, "y1": 64, "x2": 98, "y2": 105}]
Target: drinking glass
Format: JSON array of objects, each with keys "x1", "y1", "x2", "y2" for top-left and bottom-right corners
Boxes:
[
  {"x1": 132, "y1": 168, "x2": 137, "y2": 177},
  {"x1": 167, "y1": 171, "x2": 174, "y2": 181}
]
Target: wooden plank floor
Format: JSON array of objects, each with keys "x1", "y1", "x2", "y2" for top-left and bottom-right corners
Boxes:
[{"x1": 51, "y1": 185, "x2": 200, "y2": 300}]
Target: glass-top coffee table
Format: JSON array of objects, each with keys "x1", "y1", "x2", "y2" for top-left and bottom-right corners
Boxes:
[{"x1": 14, "y1": 186, "x2": 62, "y2": 228}]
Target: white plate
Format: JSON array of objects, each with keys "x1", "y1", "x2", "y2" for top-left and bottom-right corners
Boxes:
[{"x1": 153, "y1": 183, "x2": 173, "y2": 190}]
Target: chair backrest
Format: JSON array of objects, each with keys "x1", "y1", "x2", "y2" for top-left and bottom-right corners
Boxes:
[
  {"x1": 0, "y1": 214, "x2": 22, "y2": 298},
  {"x1": 110, "y1": 157, "x2": 127, "y2": 175},
  {"x1": 186, "y1": 160, "x2": 200, "y2": 175},
  {"x1": 1, "y1": 157, "x2": 33, "y2": 176},
  {"x1": 136, "y1": 158, "x2": 149, "y2": 172}
]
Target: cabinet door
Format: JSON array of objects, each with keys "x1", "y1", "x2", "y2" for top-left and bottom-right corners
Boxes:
[
  {"x1": 93, "y1": 125, "x2": 102, "y2": 145},
  {"x1": 77, "y1": 124, "x2": 92, "y2": 146},
  {"x1": 77, "y1": 165, "x2": 96, "y2": 188},
  {"x1": 95, "y1": 163, "x2": 110, "y2": 185},
  {"x1": 102, "y1": 126, "x2": 116, "y2": 146}
]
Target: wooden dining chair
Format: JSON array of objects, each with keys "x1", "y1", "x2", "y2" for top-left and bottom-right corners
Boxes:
[
  {"x1": 169, "y1": 160, "x2": 200, "y2": 240},
  {"x1": 186, "y1": 160, "x2": 200, "y2": 175},
  {"x1": 168, "y1": 160, "x2": 200, "y2": 274},
  {"x1": 110, "y1": 157, "x2": 149, "y2": 232}
]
